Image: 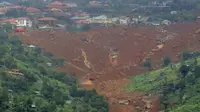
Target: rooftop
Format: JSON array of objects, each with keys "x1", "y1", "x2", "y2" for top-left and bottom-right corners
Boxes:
[
  {"x1": 17, "y1": 17, "x2": 30, "y2": 20},
  {"x1": 48, "y1": 5, "x2": 72, "y2": 9},
  {"x1": 0, "y1": 18, "x2": 16, "y2": 23},
  {"x1": 8, "y1": 5, "x2": 23, "y2": 9},
  {"x1": 0, "y1": 1, "x2": 13, "y2": 6},
  {"x1": 39, "y1": 17, "x2": 56, "y2": 21},
  {"x1": 50, "y1": 1, "x2": 63, "y2": 5},
  {"x1": 26, "y1": 7, "x2": 41, "y2": 13}
]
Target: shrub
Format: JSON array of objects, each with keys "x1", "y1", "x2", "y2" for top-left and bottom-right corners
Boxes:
[
  {"x1": 163, "y1": 56, "x2": 171, "y2": 67},
  {"x1": 143, "y1": 58, "x2": 152, "y2": 70}
]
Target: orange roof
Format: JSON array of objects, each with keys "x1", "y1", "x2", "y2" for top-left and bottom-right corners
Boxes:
[
  {"x1": 48, "y1": 5, "x2": 72, "y2": 9},
  {"x1": 39, "y1": 17, "x2": 56, "y2": 21},
  {"x1": 50, "y1": 1, "x2": 63, "y2": 5},
  {"x1": 76, "y1": 20, "x2": 89, "y2": 24},
  {"x1": 0, "y1": 18, "x2": 16, "y2": 24},
  {"x1": 8, "y1": 5, "x2": 23, "y2": 9},
  {"x1": 17, "y1": 17, "x2": 30, "y2": 20},
  {"x1": 26, "y1": 7, "x2": 41, "y2": 13}
]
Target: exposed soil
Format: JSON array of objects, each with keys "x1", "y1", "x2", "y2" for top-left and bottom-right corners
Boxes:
[{"x1": 18, "y1": 22, "x2": 200, "y2": 112}]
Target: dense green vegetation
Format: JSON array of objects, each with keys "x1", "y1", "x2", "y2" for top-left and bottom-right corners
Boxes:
[
  {"x1": 126, "y1": 52, "x2": 200, "y2": 111},
  {"x1": 0, "y1": 25, "x2": 108, "y2": 112}
]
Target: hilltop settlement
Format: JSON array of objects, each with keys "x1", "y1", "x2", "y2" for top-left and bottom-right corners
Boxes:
[{"x1": 0, "y1": 0, "x2": 198, "y2": 32}]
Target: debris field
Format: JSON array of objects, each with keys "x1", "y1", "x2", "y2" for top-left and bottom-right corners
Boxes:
[{"x1": 18, "y1": 22, "x2": 200, "y2": 112}]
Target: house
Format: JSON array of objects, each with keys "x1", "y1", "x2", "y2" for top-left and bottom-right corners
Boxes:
[
  {"x1": 15, "y1": 27, "x2": 25, "y2": 32},
  {"x1": 15, "y1": 17, "x2": 32, "y2": 27},
  {"x1": 0, "y1": 17, "x2": 32, "y2": 28},
  {"x1": 0, "y1": 18, "x2": 16, "y2": 29},
  {"x1": 26, "y1": 7, "x2": 41, "y2": 15},
  {"x1": 161, "y1": 20, "x2": 171, "y2": 25},
  {"x1": 89, "y1": 1, "x2": 101, "y2": 7},
  {"x1": 75, "y1": 20, "x2": 89, "y2": 24},
  {"x1": 7, "y1": 5, "x2": 23, "y2": 9},
  {"x1": 0, "y1": 4, "x2": 8, "y2": 15},
  {"x1": 0, "y1": 18, "x2": 16, "y2": 24},
  {"x1": 63, "y1": 2, "x2": 77, "y2": 7},
  {"x1": 48, "y1": 1, "x2": 72, "y2": 10},
  {"x1": 38, "y1": 17, "x2": 56, "y2": 27},
  {"x1": 171, "y1": 11, "x2": 177, "y2": 15},
  {"x1": 119, "y1": 16, "x2": 130, "y2": 25},
  {"x1": 71, "y1": 16, "x2": 89, "y2": 20},
  {"x1": 0, "y1": 1, "x2": 13, "y2": 6},
  {"x1": 49, "y1": 1, "x2": 63, "y2": 6},
  {"x1": 111, "y1": 17, "x2": 119, "y2": 23},
  {"x1": 86, "y1": 15, "x2": 112, "y2": 24},
  {"x1": 0, "y1": 3, "x2": 7, "y2": 9}
]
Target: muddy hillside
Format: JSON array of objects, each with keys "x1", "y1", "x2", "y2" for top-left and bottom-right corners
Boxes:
[{"x1": 18, "y1": 22, "x2": 200, "y2": 112}]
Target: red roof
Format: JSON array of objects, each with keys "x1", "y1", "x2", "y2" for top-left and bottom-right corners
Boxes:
[
  {"x1": 76, "y1": 20, "x2": 89, "y2": 24},
  {"x1": 15, "y1": 27, "x2": 25, "y2": 32},
  {"x1": 17, "y1": 17, "x2": 30, "y2": 20},
  {"x1": 64, "y1": 5, "x2": 72, "y2": 8},
  {"x1": 44, "y1": 8, "x2": 52, "y2": 12},
  {"x1": 72, "y1": 12, "x2": 81, "y2": 15},
  {"x1": 51, "y1": 11, "x2": 68, "y2": 17},
  {"x1": 50, "y1": 1, "x2": 63, "y2": 5},
  {"x1": 26, "y1": 7, "x2": 41, "y2": 13},
  {"x1": 49, "y1": 5, "x2": 72, "y2": 9},
  {"x1": 0, "y1": 18, "x2": 16, "y2": 24},
  {"x1": 80, "y1": 13, "x2": 89, "y2": 16},
  {"x1": 8, "y1": 5, "x2": 23, "y2": 9}
]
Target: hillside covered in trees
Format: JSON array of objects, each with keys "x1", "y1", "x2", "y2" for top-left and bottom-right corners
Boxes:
[
  {"x1": 126, "y1": 52, "x2": 200, "y2": 111},
  {"x1": 0, "y1": 24, "x2": 108, "y2": 112}
]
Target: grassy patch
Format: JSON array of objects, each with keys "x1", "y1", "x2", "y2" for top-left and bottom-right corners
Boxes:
[
  {"x1": 125, "y1": 67, "x2": 178, "y2": 92},
  {"x1": 125, "y1": 57, "x2": 200, "y2": 92}
]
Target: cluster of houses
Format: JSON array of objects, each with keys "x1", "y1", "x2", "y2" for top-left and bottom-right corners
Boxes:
[
  {"x1": 0, "y1": 1, "x2": 79, "y2": 31},
  {"x1": 0, "y1": 0, "x2": 177, "y2": 32}
]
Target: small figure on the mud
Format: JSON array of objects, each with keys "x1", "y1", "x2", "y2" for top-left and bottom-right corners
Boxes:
[
  {"x1": 100, "y1": 86, "x2": 104, "y2": 91},
  {"x1": 100, "y1": 84, "x2": 105, "y2": 91}
]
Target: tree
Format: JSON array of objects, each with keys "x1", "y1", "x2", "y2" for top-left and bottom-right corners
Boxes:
[
  {"x1": 0, "y1": 45, "x2": 9, "y2": 58},
  {"x1": 35, "y1": 47, "x2": 42, "y2": 54},
  {"x1": 52, "y1": 58, "x2": 65, "y2": 67},
  {"x1": 143, "y1": 58, "x2": 152, "y2": 70},
  {"x1": 0, "y1": 88, "x2": 10, "y2": 111},
  {"x1": 1, "y1": 56, "x2": 17, "y2": 69},
  {"x1": 9, "y1": 39, "x2": 21, "y2": 45},
  {"x1": 163, "y1": 56, "x2": 171, "y2": 67},
  {"x1": 3, "y1": 23, "x2": 12, "y2": 32},
  {"x1": 179, "y1": 65, "x2": 190, "y2": 78},
  {"x1": 43, "y1": 52, "x2": 53, "y2": 57},
  {"x1": 194, "y1": 66, "x2": 200, "y2": 78},
  {"x1": 0, "y1": 31, "x2": 8, "y2": 40}
]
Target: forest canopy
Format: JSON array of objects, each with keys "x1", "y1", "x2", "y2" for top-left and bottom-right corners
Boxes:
[{"x1": 0, "y1": 24, "x2": 108, "y2": 112}]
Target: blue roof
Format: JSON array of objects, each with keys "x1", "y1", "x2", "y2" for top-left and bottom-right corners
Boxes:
[{"x1": 0, "y1": 1, "x2": 13, "y2": 6}]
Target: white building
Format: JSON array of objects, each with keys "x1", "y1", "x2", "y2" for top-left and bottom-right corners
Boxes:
[
  {"x1": 161, "y1": 20, "x2": 171, "y2": 25},
  {"x1": 15, "y1": 17, "x2": 32, "y2": 27},
  {"x1": 119, "y1": 16, "x2": 130, "y2": 25},
  {"x1": 171, "y1": 11, "x2": 177, "y2": 15},
  {"x1": 64, "y1": 2, "x2": 77, "y2": 7}
]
